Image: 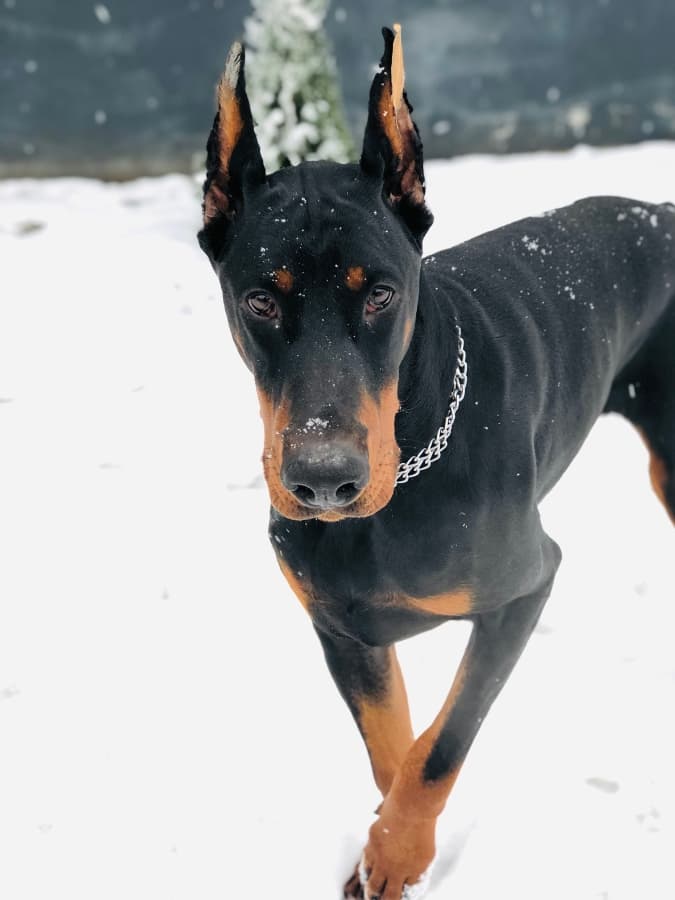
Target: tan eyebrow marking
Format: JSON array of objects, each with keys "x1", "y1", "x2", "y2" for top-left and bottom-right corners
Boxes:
[
  {"x1": 273, "y1": 268, "x2": 294, "y2": 294},
  {"x1": 345, "y1": 266, "x2": 366, "y2": 291}
]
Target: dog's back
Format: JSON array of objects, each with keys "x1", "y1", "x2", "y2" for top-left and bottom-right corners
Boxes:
[{"x1": 423, "y1": 195, "x2": 675, "y2": 503}]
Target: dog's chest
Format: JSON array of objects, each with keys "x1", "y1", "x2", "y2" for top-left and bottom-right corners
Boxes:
[
  {"x1": 283, "y1": 572, "x2": 470, "y2": 645},
  {"x1": 270, "y1": 515, "x2": 476, "y2": 644}
]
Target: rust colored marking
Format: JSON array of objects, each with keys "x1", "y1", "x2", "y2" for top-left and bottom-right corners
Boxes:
[
  {"x1": 316, "y1": 507, "x2": 348, "y2": 523},
  {"x1": 357, "y1": 647, "x2": 415, "y2": 797},
  {"x1": 256, "y1": 381, "x2": 401, "y2": 522},
  {"x1": 378, "y1": 74, "x2": 403, "y2": 161},
  {"x1": 203, "y1": 182, "x2": 228, "y2": 223},
  {"x1": 648, "y1": 452, "x2": 673, "y2": 522},
  {"x1": 376, "y1": 650, "x2": 469, "y2": 835},
  {"x1": 257, "y1": 388, "x2": 320, "y2": 521},
  {"x1": 335, "y1": 381, "x2": 400, "y2": 519},
  {"x1": 403, "y1": 316, "x2": 414, "y2": 350},
  {"x1": 257, "y1": 388, "x2": 303, "y2": 520},
  {"x1": 277, "y1": 558, "x2": 312, "y2": 613},
  {"x1": 637, "y1": 428, "x2": 675, "y2": 525},
  {"x1": 345, "y1": 265, "x2": 366, "y2": 292},
  {"x1": 391, "y1": 23, "x2": 405, "y2": 113},
  {"x1": 273, "y1": 268, "x2": 294, "y2": 294},
  {"x1": 203, "y1": 53, "x2": 244, "y2": 225},
  {"x1": 231, "y1": 328, "x2": 246, "y2": 359},
  {"x1": 403, "y1": 587, "x2": 473, "y2": 618},
  {"x1": 216, "y1": 75, "x2": 244, "y2": 171},
  {"x1": 357, "y1": 654, "x2": 470, "y2": 897},
  {"x1": 376, "y1": 40, "x2": 425, "y2": 207}
]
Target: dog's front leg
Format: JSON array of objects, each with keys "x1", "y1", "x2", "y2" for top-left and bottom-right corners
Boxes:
[
  {"x1": 348, "y1": 590, "x2": 549, "y2": 900},
  {"x1": 315, "y1": 631, "x2": 415, "y2": 799}
]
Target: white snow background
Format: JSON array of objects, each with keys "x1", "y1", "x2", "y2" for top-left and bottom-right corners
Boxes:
[{"x1": 1, "y1": 143, "x2": 673, "y2": 900}]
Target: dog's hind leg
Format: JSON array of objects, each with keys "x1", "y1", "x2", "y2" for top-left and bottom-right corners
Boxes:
[
  {"x1": 638, "y1": 426, "x2": 675, "y2": 525},
  {"x1": 605, "y1": 302, "x2": 675, "y2": 525}
]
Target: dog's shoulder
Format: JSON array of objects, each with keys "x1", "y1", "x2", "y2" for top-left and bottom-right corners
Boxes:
[{"x1": 421, "y1": 195, "x2": 675, "y2": 321}]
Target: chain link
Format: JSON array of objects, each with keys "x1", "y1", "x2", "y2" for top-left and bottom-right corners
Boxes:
[{"x1": 395, "y1": 326, "x2": 468, "y2": 486}]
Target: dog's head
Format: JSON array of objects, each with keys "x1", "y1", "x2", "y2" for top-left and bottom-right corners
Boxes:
[{"x1": 199, "y1": 26, "x2": 432, "y2": 521}]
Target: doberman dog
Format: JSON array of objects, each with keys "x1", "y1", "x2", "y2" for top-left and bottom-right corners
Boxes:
[{"x1": 198, "y1": 24, "x2": 675, "y2": 900}]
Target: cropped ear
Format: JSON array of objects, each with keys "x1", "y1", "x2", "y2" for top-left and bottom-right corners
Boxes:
[
  {"x1": 199, "y1": 42, "x2": 266, "y2": 259},
  {"x1": 361, "y1": 25, "x2": 433, "y2": 243}
]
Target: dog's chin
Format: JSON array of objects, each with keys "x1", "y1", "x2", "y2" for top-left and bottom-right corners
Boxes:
[{"x1": 315, "y1": 482, "x2": 396, "y2": 522}]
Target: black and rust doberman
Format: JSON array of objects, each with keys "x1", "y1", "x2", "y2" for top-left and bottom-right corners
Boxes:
[{"x1": 198, "y1": 25, "x2": 675, "y2": 900}]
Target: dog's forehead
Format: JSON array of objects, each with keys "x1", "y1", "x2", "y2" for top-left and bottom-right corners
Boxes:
[{"x1": 225, "y1": 161, "x2": 419, "y2": 287}]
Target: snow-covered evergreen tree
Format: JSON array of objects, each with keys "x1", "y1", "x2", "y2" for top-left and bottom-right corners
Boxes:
[{"x1": 244, "y1": 0, "x2": 355, "y2": 171}]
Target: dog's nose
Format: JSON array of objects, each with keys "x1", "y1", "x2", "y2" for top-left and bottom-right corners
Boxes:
[{"x1": 281, "y1": 441, "x2": 369, "y2": 510}]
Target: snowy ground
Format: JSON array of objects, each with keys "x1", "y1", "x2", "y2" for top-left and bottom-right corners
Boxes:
[{"x1": 0, "y1": 143, "x2": 673, "y2": 900}]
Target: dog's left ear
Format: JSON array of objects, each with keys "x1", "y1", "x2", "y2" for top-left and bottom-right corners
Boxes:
[
  {"x1": 361, "y1": 25, "x2": 433, "y2": 244},
  {"x1": 199, "y1": 42, "x2": 266, "y2": 260}
]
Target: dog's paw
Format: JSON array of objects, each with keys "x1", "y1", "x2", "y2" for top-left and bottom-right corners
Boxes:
[
  {"x1": 343, "y1": 862, "x2": 365, "y2": 898},
  {"x1": 343, "y1": 856, "x2": 434, "y2": 900},
  {"x1": 344, "y1": 814, "x2": 435, "y2": 900}
]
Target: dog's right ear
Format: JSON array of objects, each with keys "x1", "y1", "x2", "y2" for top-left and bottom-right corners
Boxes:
[{"x1": 198, "y1": 42, "x2": 266, "y2": 260}]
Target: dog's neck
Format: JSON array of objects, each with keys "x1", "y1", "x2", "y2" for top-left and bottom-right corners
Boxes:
[{"x1": 396, "y1": 267, "x2": 463, "y2": 462}]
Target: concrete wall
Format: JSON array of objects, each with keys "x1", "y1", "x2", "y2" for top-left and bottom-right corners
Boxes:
[{"x1": 1, "y1": 0, "x2": 674, "y2": 178}]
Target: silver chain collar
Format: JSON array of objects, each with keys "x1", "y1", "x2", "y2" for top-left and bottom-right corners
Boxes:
[{"x1": 395, "y1": 325, "x2": 468, "y2": 486}]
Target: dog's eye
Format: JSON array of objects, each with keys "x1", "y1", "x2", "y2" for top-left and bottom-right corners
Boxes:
[
  {"x1": 366, "y1": 285, "x2": 395, "y2": 314},
  {"x1": 246, "y1": 291, "x2": 278, "y2": 319}
]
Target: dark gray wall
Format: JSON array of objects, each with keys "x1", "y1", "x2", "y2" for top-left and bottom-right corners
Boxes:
[
  {"x1": 1, "y1": 0, "x2": 674, "y2": 178},
  {"x1": 336, "y1": 0, "x2": 675, "y2": 158},
  {"x1": 0, "y1": 0, "x2": 250, "y2": 178}
]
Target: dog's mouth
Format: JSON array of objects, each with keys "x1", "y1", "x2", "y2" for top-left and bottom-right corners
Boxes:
[{"x1": 257, "y1": 385, "x2": 401, "y2": 521}]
